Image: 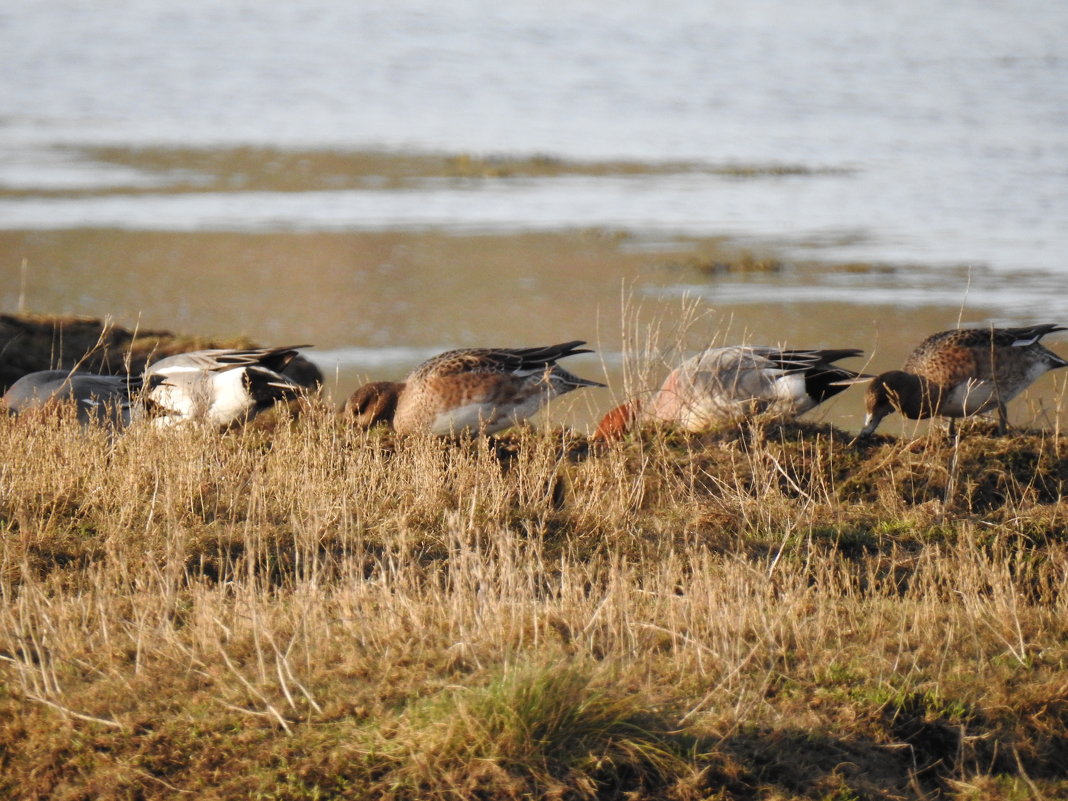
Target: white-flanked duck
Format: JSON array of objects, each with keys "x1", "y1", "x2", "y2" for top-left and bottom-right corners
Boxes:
[
  {"x1": 145, "y1": 345, "x2": 308, "y2": 427},
  {"x1": 596, "y1": 346, "x2": 866, "y2": 439}
]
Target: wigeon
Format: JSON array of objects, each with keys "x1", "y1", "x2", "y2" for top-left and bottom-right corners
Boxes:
[
  {"x1": 596, "y1": 346, "x2": 865, "y2": 439},
  {"x1": 860, "y1": 324, "x2": 1067, "y2": 437},
  {"x1": 346, "y1": 340, "x2": 604, "y2": 435},
  {"x1": 3, "y1": 370, "x2": 165, "y2": 427},
  {"x1": 145, "y1": 345, "x2": 308, "y2": 427}
]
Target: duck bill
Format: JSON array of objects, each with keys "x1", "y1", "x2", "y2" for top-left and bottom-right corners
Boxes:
[{"x1": 857, "y1": 413, "x2": 879, "y2": 438}]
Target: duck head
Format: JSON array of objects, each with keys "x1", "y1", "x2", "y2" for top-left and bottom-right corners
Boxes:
[
  {"x1": 346, "y1": 381, "x2": 404, "y2": 429},
  {"x1": 860, "y1": 370, "x2": 930, "y2": 436},
  {"x1": 593, "y1": 400, "x2": 641, "y2": 441}
]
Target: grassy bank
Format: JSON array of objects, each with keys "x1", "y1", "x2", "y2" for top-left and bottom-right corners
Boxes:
[{"x1": 1, "y1": 405, "x2": 1066, "y2": 800}]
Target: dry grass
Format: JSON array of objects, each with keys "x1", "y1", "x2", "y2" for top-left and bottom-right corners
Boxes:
[{"x1": 1, "y1": 400, "x2": 1066, "y2": 799}]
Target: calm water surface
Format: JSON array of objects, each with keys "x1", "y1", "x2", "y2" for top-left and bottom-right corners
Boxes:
[
  {"x1": 3, "y1": 0, "x2": 1066, "y2": 272},
  {"x1": 1, "y1": 0, "x2": 1067, "y2": 426}
]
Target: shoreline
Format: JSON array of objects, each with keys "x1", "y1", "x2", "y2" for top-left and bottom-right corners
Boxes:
[
  {"x1": 1, "y1": 146, "x2": 1065, "y2": 432},
  {"x1": 3, "y1": 225, "x2": 1065, "y2": 433}
]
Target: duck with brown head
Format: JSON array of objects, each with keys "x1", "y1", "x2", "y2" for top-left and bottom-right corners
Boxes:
[
  {"x1": 346, "y1": 341, "x2": 604, "y2": 436},
  {"x1": 859, "y1": 324, "x2": 1067, "y2": 437}
]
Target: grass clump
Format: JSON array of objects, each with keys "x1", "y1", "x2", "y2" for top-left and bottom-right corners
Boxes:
[{"x1": 378, "y1": 661, "x2": 700, "y2": 799}]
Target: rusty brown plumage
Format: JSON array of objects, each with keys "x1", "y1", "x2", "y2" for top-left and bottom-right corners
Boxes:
[{"x1": 347, "y1": 341, "x2": 604, "y2": 436}]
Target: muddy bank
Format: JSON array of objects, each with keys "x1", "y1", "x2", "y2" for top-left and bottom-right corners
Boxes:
[
  {"x1": 2, "y1": 145, "x2": 1065, "y2": 430},
  {"x1": 5, "y1": 226, "x2": 1049, "y2": 433}
]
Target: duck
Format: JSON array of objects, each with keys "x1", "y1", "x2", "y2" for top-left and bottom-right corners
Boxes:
[
  {"x1": 144, "y1": 345, "x2": 305, "y2": 378},
  {"x1": 3, "y1": 370, "x2": 165, "y2": 427},
  {"x1": 346, "y1": 340, "x2": 604, "y2": 435},
  {"x1": 144, "y1": 345, "x2": 308, "y2": 427},
  {"x1": 859, "y1": 324, "x2": 1067, "y2": 437},
  {"x1": 595, "y1": 346, "x2": 866, "y2": 439}
]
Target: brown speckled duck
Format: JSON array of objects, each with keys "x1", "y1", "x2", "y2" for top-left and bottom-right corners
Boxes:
[
  {"x1": 860, "y1": 324, "x2": 1067, "y2": 437},
  {"x1": 346, "y1": 341, "x2": 604, "y2": 436}
]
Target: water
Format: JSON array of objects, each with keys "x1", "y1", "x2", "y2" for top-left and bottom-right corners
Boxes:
[
  {"x1": 2, "y1": 0, "x2": 1067, "y2": 427},
  {"x1": 4, "y1": 1, "x2": 1063, "y2": 260},
  {"x1": 3, "y1": 0, "x2": 1066, "y2": 272}
]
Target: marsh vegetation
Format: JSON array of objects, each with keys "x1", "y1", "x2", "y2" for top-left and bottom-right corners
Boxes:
[{"x1": 1, "y1": 399, "x2": 1066, "y2": 799}]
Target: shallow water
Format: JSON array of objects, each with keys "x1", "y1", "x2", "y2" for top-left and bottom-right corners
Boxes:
[
  {"x1": 1, "y1": 0, "x2": 1066, "y2": 429},
  {"x1": 3, "y1": 0, "x2": 1067, "y2": 275}
]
